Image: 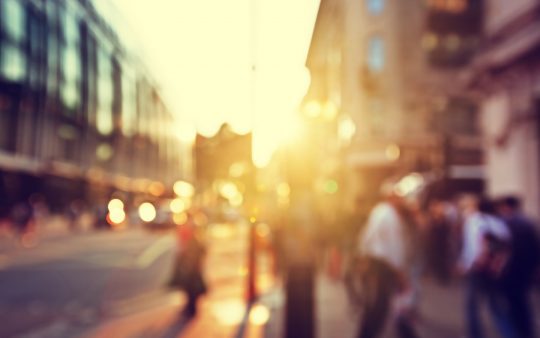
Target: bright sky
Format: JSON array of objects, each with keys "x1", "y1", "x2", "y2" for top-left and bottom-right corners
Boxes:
[{"x1": 111, "y1": 0, "x2": 320, "y2": 167}]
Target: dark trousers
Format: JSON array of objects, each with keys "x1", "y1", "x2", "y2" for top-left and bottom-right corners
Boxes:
[
  {"x1": 505, "y1": 283, "x2": 535, "y2": 338},
  {"x1": 357, "y1": 257, "x2": 419, "y2": 338},
  {"x1": 465, "y1": 273, "x2": 515, "y2": 338}
]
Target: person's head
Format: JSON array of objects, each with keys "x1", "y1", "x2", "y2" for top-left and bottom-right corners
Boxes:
[
  {"x1": 428, "y1": 198, "x2": 445, "y2": 217},
  {"x1": 478, "y1": 197, "x2": 496, "y2": 215},
  {"x1": 457, "y1": 194, "x2": 479, "y2": 217},
  {"x1": 379, "y1": 181, "x2": 404, "y2": 207},
  {"x1": 496, "y1": 195, "x2": 522, "y2": 217}
]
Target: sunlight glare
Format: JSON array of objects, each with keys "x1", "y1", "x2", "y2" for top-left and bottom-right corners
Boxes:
[{"x1": 112, "y1": 0, "x2": 321, "y2": 166}]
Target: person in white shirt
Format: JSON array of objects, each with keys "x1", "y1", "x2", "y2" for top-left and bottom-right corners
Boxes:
[
  {"x1": 356, "y1": 186, "x2": 420, "y2": 338},
  {"x1": 458, "y1": 195, "x2": 514, "y2": 338}
]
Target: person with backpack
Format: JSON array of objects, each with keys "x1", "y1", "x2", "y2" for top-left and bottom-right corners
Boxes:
[
  {"x1": 458, "y1": 196, "x2": 514, "y2": 338},
  {"x1": 496, "y1": 196, "x2": 540, "y2": 338},
  {"x1": 355, "y1": 184, "x2": 421, "y2": 338}
]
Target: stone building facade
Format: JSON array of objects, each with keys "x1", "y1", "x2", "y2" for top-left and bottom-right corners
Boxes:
[{"x1": 470, "y1": 0, "x2": 540, "y2": 218}]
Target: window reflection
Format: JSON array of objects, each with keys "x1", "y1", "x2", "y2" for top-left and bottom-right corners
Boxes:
[
  {"x1": 366, "y1": 0, "x2": 385, "y2": 14},
  {"x1": 97, "y1": 49, "x2": 113, "y2": 135},
  {"x1": 0, "y1": 0, "x2": 27, "y2": 82},
  {"x1": 61, "y1": 13, "x2": 81, "y2": 111},
  {"x1": 1, "y1": 45, "x2": 26, "y2": 81},
  {"x1": 122, "y1": 68, "x2": 137, "y2": 136},
  {"x1": 1, "y1": 0, "x2": 25, "y2": 43},
  {"x1": 62, "y1": 48, "x2": 80, "y2": 108},
  {"x1": 367, "y1": 35, "x2": 385, "y2": 72},
  {"x1": 63, "y1": 13, "x2": 80, "y2": 44}
]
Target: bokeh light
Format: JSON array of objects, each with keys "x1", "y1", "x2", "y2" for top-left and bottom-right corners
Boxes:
[
  {"x1": 249, "y1": 304, "x2": 271, "y2": 325},
  {"x1": 170, "y1": 198, "x2": 186, "y2": 213},
  {"x1": 173, "y1": 181, "x2": 195, "y2": 197},
  {"x1": 138, "y1": 202, "x2": 157, "y2": 222},
  {"x1": 107, "y1": 198, "x2": 124, "y2": 211}
]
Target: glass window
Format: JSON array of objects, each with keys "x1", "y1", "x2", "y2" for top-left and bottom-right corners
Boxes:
[
  {"x1": 366, "y1": 0, "x2": 385, "y2": 14},
  {"x1": 1, "y1": 0, "x2": 25, "y2": 43},
  {"x1": 61, "y1": 47, "x2": 80, "y2": 110},
  {"x1": 46, "y1": 1, "x2": 58, "y2": 25},
  {"x1": 86, "y1": 35, "x2": 98, "y2": 125},
  {"x1": 122, "y1": 69, "x2": 137, "y2": 136},
  {"x1": 367, "y1": 36, "x2": 385, "y2": 72},
  {"x1": 137, "y1": 80, "x2": 151, "y2": 136},
  {"x1": 61, "y1": 82, "x2": 78, "y2": 109},
  {"x1": 48, "y1": 34, "x2": 59, "y2": 66},
  {"x1": 63, "y1": 47, "x2": 80, "y2": 81},
  {"x1": 1, "y1": 45, "x2": 26, "y2": 81},
  {"x1": 97, "y1": 49, "x2": 113, "y2": 135},
  {"x1": 63, "y1": 13, "x2": 79, "y2": 44},
  {"x1": 47, "y1": 34, "x2": 59, "y2": 93}
]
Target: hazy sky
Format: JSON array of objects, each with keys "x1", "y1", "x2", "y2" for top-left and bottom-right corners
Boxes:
[{"x1": 110, "y1": 0, "x2": 320, "y2": 166}]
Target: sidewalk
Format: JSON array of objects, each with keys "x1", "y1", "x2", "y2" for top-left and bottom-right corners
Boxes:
[
  {"x1": 249, "y1": 273, "x2": 357, "y2": 338},
  {"x1": 248, "y1": 273, "x2": 540, "y2": 338}
]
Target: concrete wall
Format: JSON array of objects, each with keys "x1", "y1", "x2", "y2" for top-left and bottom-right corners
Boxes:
[
  {"x1": 481, "y1": 81, "x2": 540, "y2": 219},
  {"x1": 486, "y1": 0, "x2": 538, "y2": 34}
]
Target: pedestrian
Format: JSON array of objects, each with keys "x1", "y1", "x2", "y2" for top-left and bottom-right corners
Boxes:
[
  {"x1": 458, "y1": 195, "x2": 514, "y2": 338},
  {"x1": 355, "y1": 183, "x2": 421, "y2": 338},
  {"x1": 496, "y1": 196, "x2": 540, "y2": 338},
  {"x1": 10, "y1": 199, "x2": 35, "y2": 238},
  {"x1": 171, "y1": 213, "x2": 207, "y2": 317},
  {"x1": 424, "y1": 197, "x2": 453, "y2": 284},
  {"x1": 66, "y1": 200, "x2": 84, "y2": 231}
]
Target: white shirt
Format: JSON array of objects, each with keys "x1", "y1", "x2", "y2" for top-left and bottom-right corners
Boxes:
[
  {"x1": 359, "y1": 202, "x2": 407, "y2": 271},
  {"x1": 459, "y1": 211, "x2": 511, "y2": 271}
]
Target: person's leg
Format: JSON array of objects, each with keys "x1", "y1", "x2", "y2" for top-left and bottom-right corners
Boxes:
[
  {"x1": 465, "y1": 274, "x2": 485, "y2": 338},
  {"x1": 184, "y1": 292, "x2": 197, "y2": 317},
  {"x1": 507, "y1": 286, "x2": 535, "y2": 338},
  {"x1": 487, "y1": 285, "x2": 516, "y2": 338},
  {"x1": 396, "y1": 314, "x2": 420, "y2": 338},
  {"x1": 357, "y1": 259, "x2": 393, "y2": 338}
]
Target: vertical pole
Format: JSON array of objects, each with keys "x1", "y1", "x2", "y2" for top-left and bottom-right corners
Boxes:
[
  {"x1": 246, "y1": 0, "x2": 258, "y2": 306},
  {"x1": 247, "y1": 219, "x2": 257, "y2": 303},
  {"x1": 536, "y1": 99, "x2": 540, "y2": 214}
]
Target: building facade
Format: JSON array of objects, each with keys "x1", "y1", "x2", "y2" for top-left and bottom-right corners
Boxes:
[
  {"x1": 470, "y1": 0, "x2": 540, "y2": 218},
  {"x1": 304, "y1": 0, "x2": 484, "y2": 208},
  {"x1": 0, "y1": 0, "x2": 191, "y2": 212}
]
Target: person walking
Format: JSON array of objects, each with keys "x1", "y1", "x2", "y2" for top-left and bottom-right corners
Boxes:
[
  {"x1": 355, "y1": 185, "x2": 420, "y2": 338},
  {"x1": 172, "y1": 213, "x2": 207, "y2": 317},
  {"x1": 458, "y1": 196, "x2": 514, "y2": 338},
  {"x1": 496, "y1": 196, "x2": 540, "y2": 338},
  {"x1": 424, "y1": 197, "x2": 454, "y2": 284}
]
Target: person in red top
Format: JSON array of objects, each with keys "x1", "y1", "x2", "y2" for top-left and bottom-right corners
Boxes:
[{"x1": 172, "y1": 212, "x2": 207, "y2": 317}]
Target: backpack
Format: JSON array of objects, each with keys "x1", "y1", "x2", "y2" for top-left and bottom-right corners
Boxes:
[{"x1": 473, "y1": 216, "x2": 512, "y2": 281}]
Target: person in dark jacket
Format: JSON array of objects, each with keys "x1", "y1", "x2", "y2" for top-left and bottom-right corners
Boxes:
[
  {"x1": 496, "y1": 196, "x2": 540, "y2": 338},
  {"x1": 173, "y1": 213, "x2": 207, "y2": 317}
]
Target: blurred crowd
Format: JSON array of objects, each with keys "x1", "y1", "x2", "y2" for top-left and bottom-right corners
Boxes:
[{"x1": 341, "y1": 187, "x2": 540, "y2": 338}]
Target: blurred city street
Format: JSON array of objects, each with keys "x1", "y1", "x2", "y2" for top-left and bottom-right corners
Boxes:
[{"x1": 2, "y1": 0, "x2": 540, "y2": 337}]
